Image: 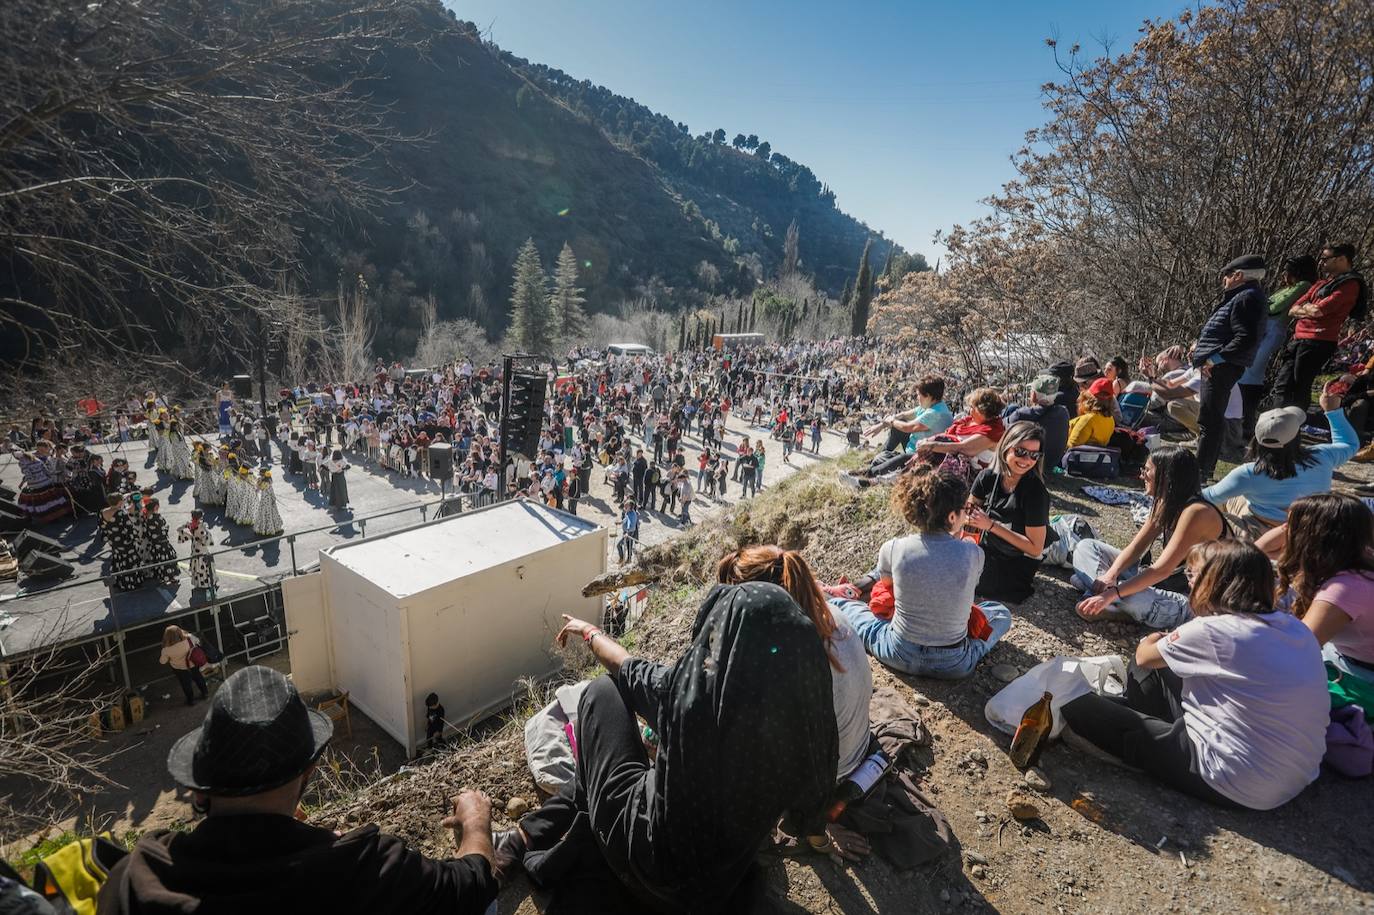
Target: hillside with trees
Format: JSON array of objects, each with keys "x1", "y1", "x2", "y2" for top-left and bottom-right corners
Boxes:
[
  {"x1": 0, "y1": 0, "x2": 915, "y2": 370},
  {"x1": 504, "y1": 56, "x2": 915, "y2": 296}
]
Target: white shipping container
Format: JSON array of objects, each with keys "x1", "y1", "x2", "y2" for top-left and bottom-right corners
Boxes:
[{"x1": 286, "y1": 500, "x2": 607, "y2": 754}]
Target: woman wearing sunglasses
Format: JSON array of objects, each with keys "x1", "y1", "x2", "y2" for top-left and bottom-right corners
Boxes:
[
  {"x1": 965, "y1": 422, "x2": 1054, "y2": 603},
  {"x1": 1070, "y1": 446, "x2": 1230, "y2": 629}
]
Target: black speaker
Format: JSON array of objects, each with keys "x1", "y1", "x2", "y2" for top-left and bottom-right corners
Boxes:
[
  {"x1": 504, "y1": 370, "x2": 547, "y2": 460},
  {"x1": 14, "y1": 530, "x2": 64, "y2": 559},
  {"x1": 436, "y1": 494, "x2": 465, "y2": 518},
  {"x1": 427, "y1": 442, "x2": 453, "y2": 480},
  {"x1": 231, "y1": 374, "x2": 253, "y2": 398},
  {"x1": 20, "y1": 550, "x2": 75, "y2": 580}
]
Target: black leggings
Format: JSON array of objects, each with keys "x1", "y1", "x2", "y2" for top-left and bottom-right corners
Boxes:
[
  {"x1": 1060, "y1": 661, "x2": 1237, "y2": 808},
  {"x1": 173, "y1": 666, "x2": 209, "y2": 704}
]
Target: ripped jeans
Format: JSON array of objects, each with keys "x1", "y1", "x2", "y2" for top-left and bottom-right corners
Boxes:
[{"x1": 1070, "y1": 539, "x2": 1192, "y2": 630}]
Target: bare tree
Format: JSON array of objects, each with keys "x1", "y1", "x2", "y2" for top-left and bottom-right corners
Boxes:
[
  {"x1": 0, "y1": 0, "x2": 430, "y2": 363},
  {"x1": 964, "y1": 0, "x2": 1374, "y2": 356},
  {"x1": 0, "y1": 633, "x2": 120, "y2": 837},
  {"x1": 332, "y1": 274, "x2": 375, "y2": 381}
]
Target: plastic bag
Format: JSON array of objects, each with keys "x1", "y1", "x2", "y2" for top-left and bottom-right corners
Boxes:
[
  {"x1": 985, "y1": 655, "x2": 1126, "y2": 738},
  {"x1": 523, "y1": 680, "x2": 591, "y2": 794}
]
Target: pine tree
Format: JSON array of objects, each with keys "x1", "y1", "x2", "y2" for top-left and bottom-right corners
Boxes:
[
  {"x1": 509, "y1": 237, "x2": 552, "y2": 353},
  {"x1": 550, "y1": 242, "x2": 587, "y2": 344},
  {"x1": 850, "y1": 238, "x2": 873, "y2": 337}
]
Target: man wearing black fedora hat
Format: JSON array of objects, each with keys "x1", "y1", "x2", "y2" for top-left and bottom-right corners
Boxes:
[
  {"x1": 1190, "y1": 254, "x2": 1268, "y2": 482},
  {"x1": 99, "y1": 666, "x2": 498, "y2": 914}
]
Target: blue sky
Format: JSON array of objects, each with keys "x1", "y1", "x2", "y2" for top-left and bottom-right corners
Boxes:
[{"x1": 447, "y1": 0, "x2": 1187, "y2": 263}]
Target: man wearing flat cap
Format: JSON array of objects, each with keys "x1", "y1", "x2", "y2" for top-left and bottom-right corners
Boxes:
[
  {"x1": 1190, "y1": 254, "x2": 1269, "y2": 481},
  {"x1": 99, "y1": 666, "x2": 498, "y2": 915}
]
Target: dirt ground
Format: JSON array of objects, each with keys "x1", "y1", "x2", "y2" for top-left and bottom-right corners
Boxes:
[{"x1": 309, "y1": 456, "x2": 1374, "y2": 915}]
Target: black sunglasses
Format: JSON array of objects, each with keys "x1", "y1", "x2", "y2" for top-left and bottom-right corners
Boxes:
[{"x1": 1011, "y1": 446, "x2": 1043, "y2": 461}]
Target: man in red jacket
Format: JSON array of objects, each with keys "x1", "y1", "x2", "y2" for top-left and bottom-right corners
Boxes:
[{"x1": 1276, "y1": 243, "x2": 1368, "y2": 412}]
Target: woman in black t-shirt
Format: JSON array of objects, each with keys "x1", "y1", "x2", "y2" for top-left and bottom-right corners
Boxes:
[{"x1": 966, "y1": 422, "x2": 1054, "y2": 603}]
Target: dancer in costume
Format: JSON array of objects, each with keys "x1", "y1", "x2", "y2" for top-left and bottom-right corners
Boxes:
[
  {"x1": 178, "y1": 510, "x2": 218, "y2": 595},
  {"x1": 101, "y1": 493, "x2": 145, "y2": 591},
  {"x1": 14, "y1": 444, "x2": 72, "y2": 524},
  {"x1": 235, "y1": 465, "x2": 258, "y2": 525},
  {"x1": 222, "y1": 454, "x2": 242, "y2": 521},
  {"x1": 154, "y1": 410, "x2": 174, "y2": 474},
  {"x1": 327, "y1": 449, "x2": 350, "y2": 509},
  {"x1": 142, "y1": 497, "x2": 180, "y2": 585},
  {"x1": 252, "y1": 469, "x2": 283, "y2": 536},
  {"x1": 167, "y1": 415, "x2": 194, "y2": 480}
]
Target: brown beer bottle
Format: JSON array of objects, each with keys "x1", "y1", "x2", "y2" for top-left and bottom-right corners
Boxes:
[{"x1": 1009, "y1": 691, "x2": 1053, "y2": 769}]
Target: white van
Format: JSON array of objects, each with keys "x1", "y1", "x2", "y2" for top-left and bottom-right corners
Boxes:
[{"x1": 606, "y1": 343, "x2": 655, "y2": 358}]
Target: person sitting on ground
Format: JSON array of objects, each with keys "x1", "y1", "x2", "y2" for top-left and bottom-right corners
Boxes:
[
  {"x1": 1066, "y1": 378, "x2": 1117, "y2": 449},
  {"x1": 1202, "y1": 386, "x2": 1358, "y2": 537},
  {"x1": 1046, "y1": 361, "x2": 1080, "y2": 417},
  {"x1": 1009, "y1": 374, "x2": 1070, "y2": 471},
  {"x1": 834, "y1": 464, "x2": 1011, "y2": 679},
  {"x1": 865, "y1": 375, "x2": 952, "y2": 453},
  {"x1": 1104, "y1": 356, "x2": 1130, "y2": 398},
  {"x1": 911, "y1": 386, "x2": 1007, "y2": 483},
  {"x1": 966, "y1": 422, "x2": 1054, "y2": 604},
  {"x1": 1059, "y1": 541, "x2": 1328, "y2": 811},
  {"x1": 1071, "y1": 447, "x2": 1230, "y2": 629},
  {"x1": 99, "y1": 665, "x2": 497, "y2": 914},
  {"x1": 717, "y1": 545, "x2": 873, "y2": 783},
  {"x1": 1267, "y1": 494, "x2": 1374, "y2": 701},
  {"x1": 502, "y1": 584, "x2": 838, "y2": 909}
]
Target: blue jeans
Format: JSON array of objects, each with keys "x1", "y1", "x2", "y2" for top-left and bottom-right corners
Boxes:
[
  {"x1": 832, "y1": 597, "x2": 1012, "y2": 680},
  {"x1": 1070, "y1": 539, "x2": 1192, "y2": 630}
]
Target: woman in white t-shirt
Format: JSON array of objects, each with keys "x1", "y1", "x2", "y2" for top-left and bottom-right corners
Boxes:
[{"x1": 1061, "y1": 540, "x2": 1328, "y2": 810}]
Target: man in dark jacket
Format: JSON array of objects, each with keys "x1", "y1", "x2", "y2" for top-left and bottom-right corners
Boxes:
[
  {"x1": 1192, "y1": 254, "x2": 1268, "y2": 481},
  {"x1": 99, "y1": 666, "x2": 497, "y2": 915}
]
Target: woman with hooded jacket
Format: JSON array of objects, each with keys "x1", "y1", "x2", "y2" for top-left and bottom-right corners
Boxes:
[{"x1": 497, "y1": 583, "x2": 837, "y2": 912}]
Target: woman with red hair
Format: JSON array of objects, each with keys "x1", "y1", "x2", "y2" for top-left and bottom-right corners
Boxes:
[{"x1": 716, "y1": 544, "x2": 872, "y2": 782}]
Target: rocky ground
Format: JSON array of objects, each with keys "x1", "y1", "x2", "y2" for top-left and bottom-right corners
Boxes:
[{"x1": 310, "y1": 455, "x2": 1374, "y2": 915}]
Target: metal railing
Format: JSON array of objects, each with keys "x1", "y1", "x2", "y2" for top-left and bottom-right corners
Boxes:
[{"x1": 0, "y1": 488, "x2": 514, "y2": 688}]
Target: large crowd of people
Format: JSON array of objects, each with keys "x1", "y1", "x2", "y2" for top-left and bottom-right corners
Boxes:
[{"x1": 18, "y1": 243, "x2": 1374, "y2": 913}]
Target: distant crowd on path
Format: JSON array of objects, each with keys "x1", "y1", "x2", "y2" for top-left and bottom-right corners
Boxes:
[{"x1": 30, "y1": 245, "x2": 1374, "y2": 915}]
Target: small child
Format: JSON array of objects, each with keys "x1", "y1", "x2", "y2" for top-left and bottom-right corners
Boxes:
[{"x1": 425, "y1": 692, "x2": 446, "y2": 748}]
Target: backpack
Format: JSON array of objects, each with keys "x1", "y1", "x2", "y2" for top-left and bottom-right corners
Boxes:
[
  {"x1": 1062, "y1": 446, "x2": 1121, "y2": 480},
  {"x1": 30, "y1": 834, "x2": 127, "y2": 915}
]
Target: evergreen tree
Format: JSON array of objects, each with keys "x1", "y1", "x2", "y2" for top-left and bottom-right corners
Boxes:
[
  {"x1": 749, "y1": 297, "x2": 757, "y2": 331},
  {"x1": 550, "y1": 242, "x2": 588, "y2": 343},
  {"x1": 850, "y1": 238, "x2": 873, "y2": 337},
  {"x1": 839, "y1": 276, "x2": 853, "y2": 311},
  {"x1": 678, "y1": 312, "x2": 687, "y2": 351},
  {"x1": 509, "y1": 237, "x2": 552, "y2": 353},
  {"x1": 782, "y1": 219, "x2": 801, "y2": 277},
  {"x1": 735, "y1": 301, "x2": 744, "y2": 333}
]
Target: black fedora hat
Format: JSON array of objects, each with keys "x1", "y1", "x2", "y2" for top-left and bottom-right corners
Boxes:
[{"x1": 167, "y1": 665, "x2": 332, "y2": 797}]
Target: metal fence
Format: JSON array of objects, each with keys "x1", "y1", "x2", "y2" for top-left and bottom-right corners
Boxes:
[{"x1": 1, "y1": 488, "x2": 506, "y2": 691}]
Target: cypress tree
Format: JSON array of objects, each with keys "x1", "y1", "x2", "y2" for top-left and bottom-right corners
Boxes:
[
  {"x1": 850, "y1": 238, "x2": 873, "y2": 337},
  {"x1": 550, "y1": 242, "x2": 588, "y2": 344},
  {"x1": 749, "y1": 297, "x2": 758, "y2": 332},
  {"x1": 509, "y1": 237, "x2": 552, "y2": 353},
  {"x1": 678, "y1": 312, "x2": 687, "y2": 351}
]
